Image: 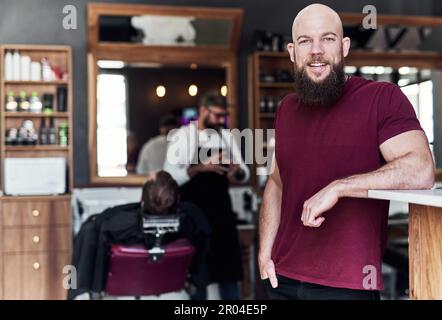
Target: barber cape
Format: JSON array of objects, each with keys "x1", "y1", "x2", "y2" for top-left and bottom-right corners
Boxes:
[{"x1": 67, "y1": 202, "x2": 210, "y2": 299}]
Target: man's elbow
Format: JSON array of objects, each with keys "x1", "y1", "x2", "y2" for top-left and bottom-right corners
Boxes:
[{"x1": 417, "y1": 156, "x2": 435, "y2": 189}]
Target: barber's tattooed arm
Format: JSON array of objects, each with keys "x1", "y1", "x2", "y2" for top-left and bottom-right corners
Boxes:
[{"x1": 301, "y1": 130, "x2": 434, "y2": 228}]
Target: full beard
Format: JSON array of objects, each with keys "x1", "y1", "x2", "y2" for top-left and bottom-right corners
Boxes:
[
  {"x1": 203, "y1": 116, "x2": 225, "y2": 132},
  {"x1": 293, "y1": 57, "x2": 346, "y2": 107}
]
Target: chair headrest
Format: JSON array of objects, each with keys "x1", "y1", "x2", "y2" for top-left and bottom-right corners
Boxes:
[
  {"x1": 141, "y1": 214, "x2": 182, "y2": 262},
  {"x1": 142, "y1": 214, "x2": 180, "y2": 236}
]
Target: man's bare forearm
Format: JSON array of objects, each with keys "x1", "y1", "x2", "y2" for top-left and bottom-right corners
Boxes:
[
  {"x1": 335, "y1": 152, "x2": 435, "y2": 199},
  {"x1": 259, "y1": 177, "x2": 282, "y2": 262}
]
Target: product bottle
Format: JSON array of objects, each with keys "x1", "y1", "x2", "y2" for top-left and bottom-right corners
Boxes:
[
  {"x1": 30, "y1": 61, "x2": 42, "y2": 81},
  {"x1": 29, "y1": 91, "x2": 42, "y2": 113},
  {"x1": 56, "y1": 87, "x2": 67, "y2": 112},
  {"x1": 39, "y1": 118, "x2": 48, "y2": 145},
  {"x1": 58, "y1": 123, "x2": 69, "y2": 146},
  {"x1": 20, "y1": 55, "x2": 31, "y2": 81},
  {"x1": 259, "y1": 96, "x2": 267, "y2": 113},
  {"x1": 42, "y1": 93, "x2": 54, "y2": 114},
  {"x1": 5, "y1": 91, "x2": 17, "y2": 112},
  {"x1": 48, "y1": 117, "x2": 56, "y2": 145},
  {"x1": 18, "y1": 91, "x2": 30, "y2": 112},
  {"x1": 5, "y1": 50, "x2": 13, "y2": 81},
  {"x1": 41, "y1": 57, "x2": 53, "y2": 81},
  {"x1": 12, "y1": 50, "x2": 21, "y2": 81}
]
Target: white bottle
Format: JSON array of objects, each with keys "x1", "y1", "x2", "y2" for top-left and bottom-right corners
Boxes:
[
  {"x1": 4, "y1": 50, "x2": 13, "y2": 81},
  {"x1": 30, "y1": 62, "x2": 42, "y2": 81},
  {"x1": 41, "y1": 57, "x2": 53, "y2": 81},
  {"x1": 20, "y1": 55, "x2": 31, "y2": 81},
  {"x1": 12, "y1": 50, "x2": 21, "y2": 81}
]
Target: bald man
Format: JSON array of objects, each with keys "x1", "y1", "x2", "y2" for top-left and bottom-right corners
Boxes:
[{"x1": 259, "y1": 4, "x2": 434, "y2": 300}]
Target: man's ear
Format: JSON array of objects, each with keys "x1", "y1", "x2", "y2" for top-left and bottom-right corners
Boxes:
[
  {"x1": 287, "y1": 42, "x2": 295, "y2": 63},
  {"x1": 342, "y1": 37, "x2": 351, "y2": 58}
]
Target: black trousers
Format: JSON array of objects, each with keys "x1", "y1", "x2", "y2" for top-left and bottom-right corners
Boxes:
[{"x1": 263, "y1": 275, "x2": 380, "y2": 300}]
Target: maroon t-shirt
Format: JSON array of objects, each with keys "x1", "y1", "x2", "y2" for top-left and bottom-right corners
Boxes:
[{"x1": 273, "y1": 76, "x2": 423, "y2": 290}]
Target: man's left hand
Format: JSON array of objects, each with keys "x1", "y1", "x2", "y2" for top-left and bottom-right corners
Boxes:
[{"x1": 301, "y1": 181, "x2": 342, "y2": 227}]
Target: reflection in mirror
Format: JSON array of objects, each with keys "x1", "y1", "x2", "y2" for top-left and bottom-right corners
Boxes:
[
  {"x1": 99, "y1": 15, "x2": 232, "y2": 46},
  {"x1": 96, "y1": 61, "x2": 227, "y2": 177}
]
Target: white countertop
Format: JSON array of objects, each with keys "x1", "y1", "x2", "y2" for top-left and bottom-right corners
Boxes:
[{"x1": 368, "y1": 188, "x2": 442, "y2": 208}]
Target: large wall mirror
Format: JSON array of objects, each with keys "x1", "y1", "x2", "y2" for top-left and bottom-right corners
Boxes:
[{"x1": 88, "y1": 3, "x2": 243, "y2": 185}]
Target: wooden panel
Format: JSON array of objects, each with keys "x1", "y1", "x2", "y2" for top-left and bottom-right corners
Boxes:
[
  {"x1": 2, "y1": 198, "x2": 71, "y2": 226},
  {"x1": 409, "y1": 204, "x2": 442, "y2": 299},
  {"x1": 3, "y1": 254, "x2": 21, "y2": 300},
  {"x1": 3, "y1": 252, "x2": 70, "y2": 300},
  {"x1": 3, "y1": 226, "x2": 71, "y2": 253}
]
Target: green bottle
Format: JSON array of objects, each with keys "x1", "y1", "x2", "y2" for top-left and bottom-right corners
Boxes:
[
  {"x1": 18, "y1": 91, "x2": 30, "y2": 112},
  {"x1": 58, "y1": 122, "x2": 69, "y2": 146},
  {"x1": 5, "y1": 91, "x2": 17, "y2": 112}
]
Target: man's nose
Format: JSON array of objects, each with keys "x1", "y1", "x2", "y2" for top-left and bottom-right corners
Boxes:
[{"x1": 310, "y1": 39, "x2": 324, "y2": 55}]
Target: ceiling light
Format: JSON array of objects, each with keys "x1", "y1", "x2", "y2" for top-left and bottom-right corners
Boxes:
[
  {"x1": 156, "y1": 85, "x2": 166, "y2": 97},
  {"x1": 188, "y1": 84, "x2": 198, "y2": 97}
]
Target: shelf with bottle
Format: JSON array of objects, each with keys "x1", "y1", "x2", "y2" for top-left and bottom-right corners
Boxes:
[
  {"x1": 5, "y1": 87, "x2": 68, "y2": 114},
  {"x1": 4, "y1": 80, "x2": 69, "y2": 85},
  {"x1": 258, "y1": 95, "x2": 283, "y2": 115},
  {"x1": 4, "y1": 145, "x2": 69, "y2": 152},
  {"x1": 3, "y1": 49, "x2": 69, "y2": 83},
  {"x1": 5, "y1": 117, "x2": 70, "y2": 149},
  {"x1": 4, "y1": 112, "x2": 69, "y2": 118}
]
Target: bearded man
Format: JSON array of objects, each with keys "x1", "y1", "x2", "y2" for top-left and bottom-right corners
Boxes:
[
  {"x1": 164, "y1": 91, "x2": 250, "y2": 300},
  {"x1": 258, "y1": 3, "x2": 434, "y2": 300}
]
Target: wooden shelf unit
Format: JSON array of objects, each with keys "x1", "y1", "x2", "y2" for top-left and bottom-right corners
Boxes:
[
  {"x1": 0, "y1": 44, "x2": 73, "y2": 300},
  {"x1": 4, "y1": 112, "x2": 69, "y2": 118},
  {"x1": 248, "y1": 51, "x2": 293, "y2": 192}
]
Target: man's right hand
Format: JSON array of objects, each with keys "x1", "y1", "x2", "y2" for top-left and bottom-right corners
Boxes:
[{"x1": 259, "y1": 257, "x2": 278, "y2": 288}]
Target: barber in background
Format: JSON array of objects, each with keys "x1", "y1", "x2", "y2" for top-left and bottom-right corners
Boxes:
[
  {"x1": 164, "y1": 91, "x2": 250, "y2": 300},
  {"x1": 137, "y1": 114, "x2": 180, "y2": 175}
]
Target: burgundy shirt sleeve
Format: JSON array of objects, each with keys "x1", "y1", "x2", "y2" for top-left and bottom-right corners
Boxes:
[{"x1": 377, "y1": 84, "x2": 424, "y2": 146}]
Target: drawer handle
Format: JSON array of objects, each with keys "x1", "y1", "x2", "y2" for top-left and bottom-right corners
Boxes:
[
  {"x1": 33, "y1": 262, "x2": 40, "y2": 270},
  {"x1": 32, "y1": 235, "x2": 40, "y2": 244},
  {"x1": 32, "y1": 210, "x2": 40, "y2": 217}
]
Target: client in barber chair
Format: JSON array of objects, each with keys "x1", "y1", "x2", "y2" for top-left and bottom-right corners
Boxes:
[{"x1": 68, "y1": 171, "x2": 210, "y2": 299}]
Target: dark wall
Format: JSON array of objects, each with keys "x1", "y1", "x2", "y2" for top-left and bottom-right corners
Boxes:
[{"x1": 0, "y1": 0, "x2": 439, "y2": 185}]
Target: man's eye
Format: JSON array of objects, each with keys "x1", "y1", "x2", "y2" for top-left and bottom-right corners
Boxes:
[
  {"x1": 324, "y1": 37, "x2": 335, "y2": 42},
  {"x1": 299, "y1": 39, "x2": 309, "y2": 44}
]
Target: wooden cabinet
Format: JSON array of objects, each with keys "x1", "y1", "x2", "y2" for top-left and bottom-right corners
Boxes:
[
  {"x1": 3, "y1": 251, "x2": 70, "y2": 300},
  {"x1": 0, "y1": 196, "x2": 72, "y2": 300},
  {"x1": 0, "y1": 45, "x2": 73, "y2": 300}
]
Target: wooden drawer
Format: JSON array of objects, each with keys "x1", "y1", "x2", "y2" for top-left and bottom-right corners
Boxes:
[
  {"x1": 1, "y1": 198, "x2": 71, "y2": 227},
  {"x1": 2, "y1": 252, "x2": 70, "y2": 300},
  {"x1": 2, "y1": 226, "x2": 71, "y2": 253}
]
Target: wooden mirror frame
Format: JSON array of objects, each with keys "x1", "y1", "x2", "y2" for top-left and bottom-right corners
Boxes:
[{"x1": 88, "y1": 3, "x2": 243, "y2": 185}]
